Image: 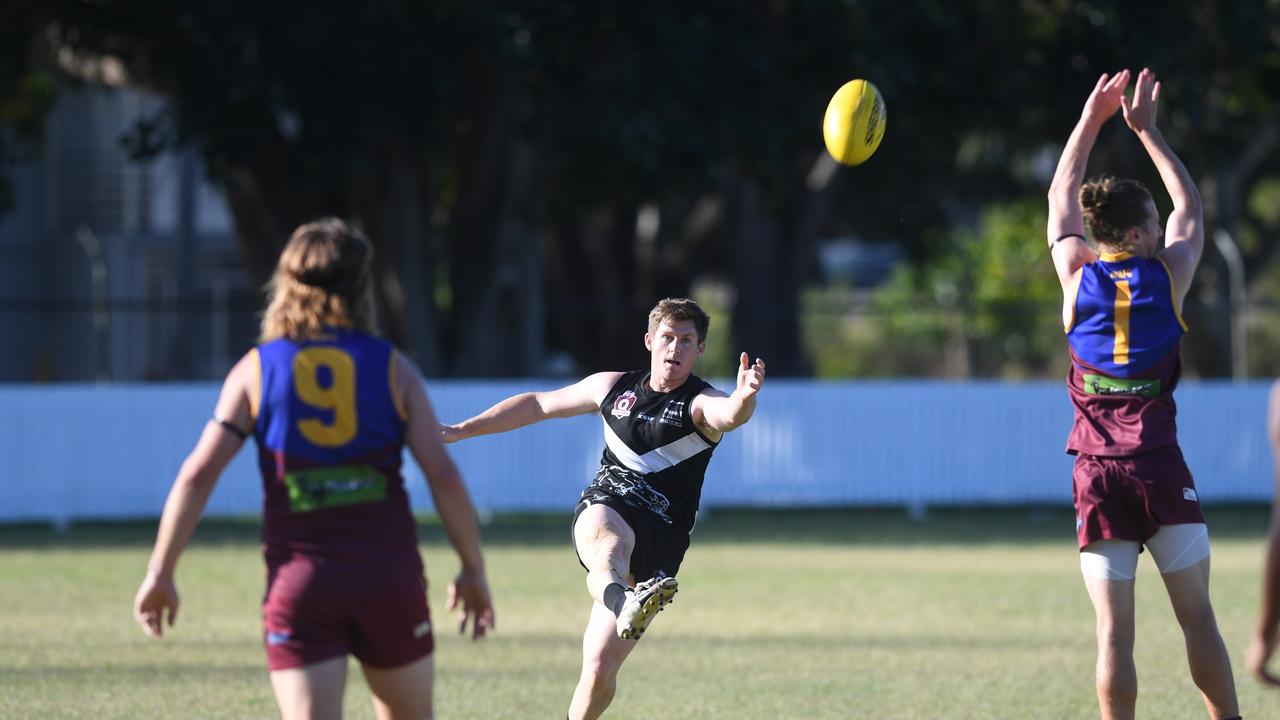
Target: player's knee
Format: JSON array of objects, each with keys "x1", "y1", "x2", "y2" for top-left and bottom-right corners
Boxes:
[
  {"x1": 598, "y1": 533, "x2": 629, "y2": 558},
  {"x1": 582, "y1": 654, "x2": 623, "y2": 683},
  {"x1": 1096, "y1": 619, "x2": 1134, "y2": 648},
  {"x1": 580, "y1": 535, "x2": 627, "y2": 570},
  {"x1": 1172, "y1": 599, "x2": 1219, "y2": 633}
]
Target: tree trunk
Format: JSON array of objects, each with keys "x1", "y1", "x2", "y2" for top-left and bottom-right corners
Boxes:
[
  {"x1": 723, "y1": 168, "x2": 818, "y2": 377},
  {"x1": 446, "y1": 56, "x2": 548, "y2": 376}
]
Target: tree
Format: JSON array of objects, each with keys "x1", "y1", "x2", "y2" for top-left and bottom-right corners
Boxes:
[{"x1": 4, "y1": 0, "x2": 1279, "y2": 378}]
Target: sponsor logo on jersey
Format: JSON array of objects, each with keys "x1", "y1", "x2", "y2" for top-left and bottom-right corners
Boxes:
[
  {"x1": 660, "y1": 401, "x2": 685, "y2": 426},
  {"x1": 611, "y1": 390, "x2": 638, "y2": 419},
  {"x1": 284, "y1": 465, "x2": 387, "y2": 513},
  {"x1": 1183, "y1": 487, "x2": 1199, "y2": 502},
  {"x1": 413, "y1": 620, "x2": 432, "y2": 638},
  {"x1": 1109, "y1": 269, "x2": 1134, "y2": 279},
  {"x1": 1083, "y1": 374, "x2": 1161, "y2": 398},
  {"x1": 267, "y1": 631, "x2": 292, "y2": 646}
]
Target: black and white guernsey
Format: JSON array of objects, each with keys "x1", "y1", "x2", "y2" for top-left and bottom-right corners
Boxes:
[{"x1": 586, "y1": 370, "x2": 720, "y2": 535}]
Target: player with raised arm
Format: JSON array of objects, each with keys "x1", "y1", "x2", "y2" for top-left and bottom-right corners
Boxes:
[
  {"x1": 1046, "y1": 69, "x2": 1239, "y2": 720},
  {"x1": 443, "y1": 297, "x2": 764, "y2": 720},
  {"x1": 133, "y1": 218, "x2": 494, "y2": 720}
]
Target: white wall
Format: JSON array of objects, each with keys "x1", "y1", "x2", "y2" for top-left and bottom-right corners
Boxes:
[{"x1": 1, "y1": 380, "x2": 1272, "y2": 524}]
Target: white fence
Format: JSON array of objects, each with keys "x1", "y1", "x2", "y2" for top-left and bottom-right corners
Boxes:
[{"x1": 1, "y1": 380, "x2": 1273, "y2": 524}]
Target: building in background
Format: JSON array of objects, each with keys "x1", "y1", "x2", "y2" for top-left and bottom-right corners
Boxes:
[{"x1": 0, "y1": 85, "x2": 258, "y2": 382}]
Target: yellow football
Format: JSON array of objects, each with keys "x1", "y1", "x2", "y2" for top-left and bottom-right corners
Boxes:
[{"x1": 822, "y1": 79, "x2": 886, "y2": 166}]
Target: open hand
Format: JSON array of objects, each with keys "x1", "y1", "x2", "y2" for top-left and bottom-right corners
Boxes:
[
  {"x1": 447, "y1": 569, "x2": 495, "y2": 640},
  {"x1": 735, "y1": 352, "x2": 766, "y2": 399},
  {"x1": 1082, "y1": 69, "x2": 1130, "y2": 126},
  {"x1": 1121, "y1": 67, "x2": 1160, "y2": 134}
]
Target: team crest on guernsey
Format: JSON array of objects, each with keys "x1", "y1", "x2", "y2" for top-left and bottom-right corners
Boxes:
[{"x1": 611, "y1": 390, "x2": 638, "y2": 419}]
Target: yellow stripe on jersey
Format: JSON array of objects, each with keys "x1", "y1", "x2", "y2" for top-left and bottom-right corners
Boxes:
[
  {"x1": 1114, "y1": 280, "x2": 1131, "y2": 365},
  {"x1": 248, "y1": 347, "x2": 262, "y2": 421},
  {"x1": 389, "y1": 352, "x2": 409, "y2": 422},
  {"x1": 1157, "y1": 257, "x2": 1189, "y2": 332},
  {"x1": 1063, "y1": 267, "x2": 1083, "y2": 333}
]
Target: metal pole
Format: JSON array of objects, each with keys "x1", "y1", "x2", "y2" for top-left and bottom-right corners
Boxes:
[
  {"x1": 75, "y1": 224, "x2": 110, "y2": 383},
  {"x1": 1213, "y1": 229, "x2": 1247, "y2": 381},
  {"x1": 176, "y1": 148, "x2": 197, "y2": 377}
]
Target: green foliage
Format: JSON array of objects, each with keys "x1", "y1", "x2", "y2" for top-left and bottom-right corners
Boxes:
[
  {"x1": 4, "y1": 1, "x2": 1280, "y2": 376},
  {"x1": 690, "y1": 282, "x2": 739, "y2": 380},
  {"x1": 0, "y1": 0, "x2": 57, "y2": 213},
  {"x1": 955, "y1": 200, "x2": 1065, "y2": 375},
  {"x1": 1247, "y1": 259, "x2": 1280, "y2": 378},
  {"x1": 807, "y1": 199, "x2": 1067, "y2": 378}
]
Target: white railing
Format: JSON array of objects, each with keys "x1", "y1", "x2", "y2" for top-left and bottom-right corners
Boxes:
[{"x1": 1, "y1": 380, "x2": 1272, "y2": 524}]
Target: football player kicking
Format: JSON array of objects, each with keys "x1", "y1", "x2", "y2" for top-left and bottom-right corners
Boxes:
[{"x1": 443, "y1": 297, "x2": 765, "y2": 720}]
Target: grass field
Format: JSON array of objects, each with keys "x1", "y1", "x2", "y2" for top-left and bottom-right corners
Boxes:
[{"x1": 3, "y1": 506, "x2": 1279, "y2": 719}]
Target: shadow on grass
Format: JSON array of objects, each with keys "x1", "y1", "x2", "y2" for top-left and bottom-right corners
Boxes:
[{"x1": 1, "y1": 504, "x2": 1270, "y2": 550}]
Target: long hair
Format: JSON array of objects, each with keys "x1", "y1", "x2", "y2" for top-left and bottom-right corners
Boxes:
[
  {"x1": 259, "y1": 218, "x2": 377, "y2": 342},
  {"x1": 648, "y1": 297, "x2": 711, "y2": 344},
  {"x1": 1079, "y1": 175, "x2": 1153, "y2": 254}
]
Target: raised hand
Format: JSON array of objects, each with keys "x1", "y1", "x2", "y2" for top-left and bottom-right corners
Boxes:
[
  {"x1": 1121, "y1": 67, "x2": 1161, "y2": 134},
  {"x1": 735, "y1": 352, "x2": 766, "y2": 399},
  {"x1": 1082, "y1": 69, "x2": 1130, "y2": 126}
]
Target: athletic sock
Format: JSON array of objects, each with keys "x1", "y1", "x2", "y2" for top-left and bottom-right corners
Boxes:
[{"x1": 603, "y1": 582, "x2": 629, "y2": 617}]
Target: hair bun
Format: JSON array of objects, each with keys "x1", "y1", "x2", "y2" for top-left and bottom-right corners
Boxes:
[{"x1": 1079, "y1": 184, "x2": 1099, "y2": 212}]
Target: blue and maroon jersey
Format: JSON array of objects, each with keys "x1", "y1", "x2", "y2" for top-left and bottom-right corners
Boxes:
[
  {"x1": 1064, "y1": 251, "x2": 1187, "y2": 456},
  {"x1": 254, "y1": 327, "x2": 419, "y2": 567}
]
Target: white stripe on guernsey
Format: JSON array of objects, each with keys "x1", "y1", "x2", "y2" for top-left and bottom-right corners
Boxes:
[{"x1": 602, "y1": 420, "x2": 712, "y2": 474}]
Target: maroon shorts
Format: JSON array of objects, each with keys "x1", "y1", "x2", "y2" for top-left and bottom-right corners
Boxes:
[
  {"x1": 1072, "y1": 444, "x2": 1206, "y2": 550},
  {"x1": 262, "y1": 558, "x2": 434, "y2": 671}
]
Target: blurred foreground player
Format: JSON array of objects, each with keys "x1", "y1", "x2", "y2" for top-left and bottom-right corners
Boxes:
[
  {"x1": 1247, "y1": 381, "x2": 1280, "y2": 685},
  {"x1": 1046, "y1": 69, "x2": 1239, "y2": 720},
  {"x1": 134, "y1": 218, "x2": 494, "y2": 720},
  {"x1": 443, "y1": 298, "x2": 765, "y2": 720}
]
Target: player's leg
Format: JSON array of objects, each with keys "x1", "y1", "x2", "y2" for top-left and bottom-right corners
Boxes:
[
  {"x1": 1149, "y1": 524, "x2": 1239, "y2": 719},
  {"x1": 1081, "y1": 539, "x2": 1139, "y2": 720},
  {"x1": 573, "y1": 502, "x2": 636, "y2": 606},
  {"x1": 269, "y1": 656, "x2": 348, "y2": 720},
  {"x1": 568, "y1": 503, "x2": 640, "y2": 719},
  {"x1": 361, "y1": 654, "x2": 434, "y2": 720},
  {"x1": 264, "y1": 563, "x2": 352, "y2": 720},
  {"x1": 347, "y1": 569, "x2": 437, "y2": 720},
  {"x1": 568, "y1": 599, "x2": 641, "y2": 720},
  {"x1": 572, "y1": 501, "x2": 679, "y2": 639}
]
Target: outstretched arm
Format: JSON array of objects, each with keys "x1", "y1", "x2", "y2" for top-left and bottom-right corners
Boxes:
[
  {"x1": 398, "y1": 352, "x2": 494, "y2": 639},
  {"x1": 1121, "y1": 67, "x2": 1203, "y2": 304},
  {"x1": 1047, "y1": 70, "x2": 1129, "y2": 287},
  {"x1": 692, "y1": 353, "x2": 765, "y2": 441},
  {"x1": 441, "y1": 371, "x2": 622, "y2": 443},
  {"x1": 134, "y1": 350, "x2": 255, "y2": 638},
  {"x1": 1248, "y1": 381, "x2": 1280, "y2": 685}
]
